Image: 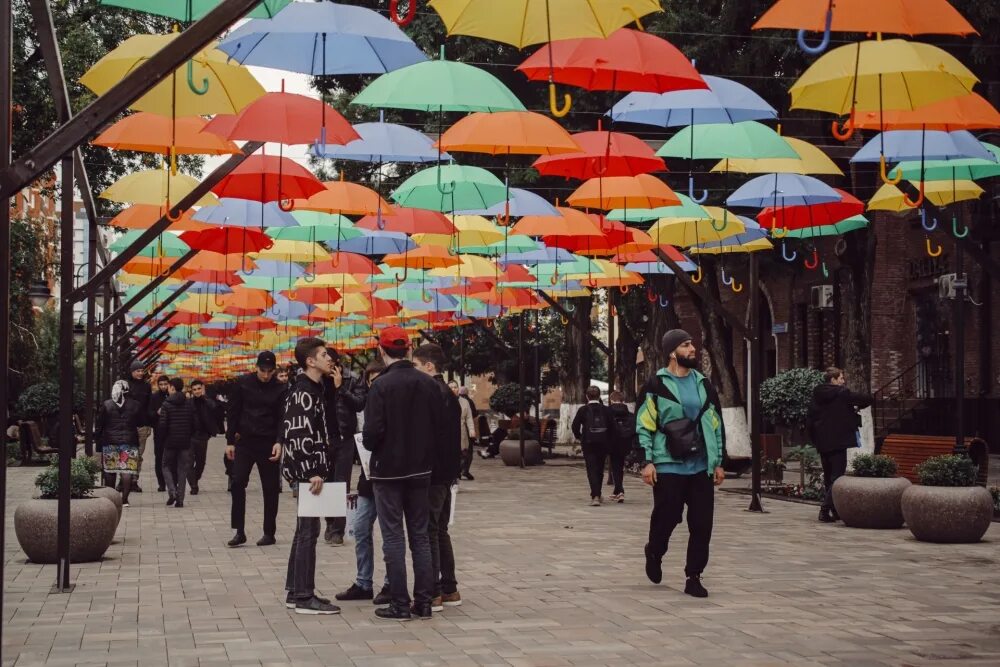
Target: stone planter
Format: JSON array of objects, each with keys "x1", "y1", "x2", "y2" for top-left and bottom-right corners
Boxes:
[
  {"x1": 832, "y1": 476, "x2": 911, "y2": 529},
  {"x1": 901, "y1": 485, "x2": 994, "y2": 543},
  {"x1": 499, "y1": 439, "x2": 542, "y2": 466},
  {"x1": 91, "y1": 486, "x2": 123, "y2": 523},
  {"x1": 14, "y1": 497, "x2": 118, "y2": 564}
]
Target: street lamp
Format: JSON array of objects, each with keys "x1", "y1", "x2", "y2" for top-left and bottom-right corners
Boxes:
[
  {"x1": 73, "y1": 317, "x2": 86, "y2": 344},
  {"x1": 27, "y1": 279, "x2": 53, "y2": 308}
]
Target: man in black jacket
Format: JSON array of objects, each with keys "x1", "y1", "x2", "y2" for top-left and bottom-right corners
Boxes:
[
  {"x1": 158, "y1": 378, "x2": 196, "y2": 507},
  {"x1": 149, "y1": 375, "x2": 171, "y2": 493},
  {"x1": 807, "y1": 367, "x2": 873, "y2": 523},
  {"x1": 572, "y1": 386, "x2": 616, "y2": 506},
  {"x1": 363, "y1": 327, "x2": 443, "y2": 621},
  {"x1": 189, "y1": 379, "x2": 219, "y2": 495},
  {"x1": 125, "y1": 360, "x2": 153, "y2": 493},
  {"x1": 607, "y1": 390, "x2": 635, "y2": 503},
  {"x1": 320, "y1": 347, "x2": 347, "y2": 545},
  {"x1": 413, "y1": 344, "x2": 463, "y2": 612},
  {"x1": 226, "y1": 351, "x2": 288, "y2": 547}
]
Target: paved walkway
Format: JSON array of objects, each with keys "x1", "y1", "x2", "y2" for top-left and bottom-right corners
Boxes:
[{"x1": 3, "y1": 438, "x2": 999, "y2": 667}]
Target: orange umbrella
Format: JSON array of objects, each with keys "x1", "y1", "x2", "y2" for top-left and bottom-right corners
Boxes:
[
  {"x1": 202, "y1": 90, "x2": 359, "y2": 146},
  {"x1": 296, "y1": 177, "x2": 394, "y2": 216},
  {"x1": 854, "y1": 93, "x2": 1000, "y2": 131},
  {"x1": 383, "y1": 245, "x2": 461, "y2": 274},
  {"x1": 310, "y1": 252, "x2": 381, "y2": 275},
  {"x1": 438, "y1": 111, "x2": 581, "y2": 156},
  {"x1": 121, "y1": 256, "x2": 188, "y2": 278},
  {"x1": 510, "y1": 206, "x2": 604, "y2": 237},
  {"x1": 753, "y1": 0, "x2": 977, "y2": 38},
  {"x1": 93, "y1": 113, "x2": 240, "y2": 155},
  {"x1": 567, "y1": 174, "x2": 680, "y2": 209},
  {"x1": 219, "y1": 286, "x2": 275, "y2": 313},
  {"x1": 544, "y1": 217, "x2": 633, "y2": 256},
  {"x1": 108, "y1": 204, "x2": 211, "y2": 231}
]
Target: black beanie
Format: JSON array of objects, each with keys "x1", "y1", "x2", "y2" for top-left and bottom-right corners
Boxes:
[{"x1": 661, "y1": 329, "x2": 693, "y2": 357}]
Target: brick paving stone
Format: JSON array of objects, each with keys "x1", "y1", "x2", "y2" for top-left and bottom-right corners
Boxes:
[{"x1": 4, "y1": 440, "x2": 1000, "y2": 666}]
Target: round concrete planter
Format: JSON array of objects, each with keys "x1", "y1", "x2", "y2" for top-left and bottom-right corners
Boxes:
[
  {"x1": 832, "y1": 476, "x2": 911, "y2": 529},
  {"x1": 14, "y1": 497, "x2": 118, "y2": 563},
  {"x1": 91, "y1": 486, "x2": 123, "y2": 523},
  {"x1": 499, "y1": 439, "x2": 542, "y2": 466},
  {"x1": 901, "y1": 485, "x2": 994, "y2": 544}
]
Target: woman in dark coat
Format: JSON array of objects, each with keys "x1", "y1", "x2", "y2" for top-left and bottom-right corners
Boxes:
[{"x1": 95, "y1": 379, "x2": 143, "y2": 506}]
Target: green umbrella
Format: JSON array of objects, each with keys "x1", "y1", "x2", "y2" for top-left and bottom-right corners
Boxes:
[
  {"x1": 112, "y1": 230, "x2": 189, "y2": 257},
  {"x1": 392, "y1": 165, "x2": 507, "y2": 213},
  {"x1": 608, "y1": 193, "x2": 709, "y2": 223},
  {"x1": 100, "y1": 0, "x2": 289, "y2": 21},
  {"x1": 290, "y1": 211, "x2": 353, "y2": 227},
  {"x1": 480, "y1": 235, "x2": 539, "y2": 256},
  {"x1": 657, "y1": 121, "x2": 797, "y2": 160},
  {"x1": 370, "y1": 266, "x2": 432, "y2": 285},
  {"x1": 528, "y1": 255, "x2": 598, "y2": 278},
  {"x1": 889, "y1": 143, "x2": 1000, "y2": 182},
  {"x1": 239, "y1": 275, "x2": 298, "y2": 291},
  {"x1": 351, "y1": 47, "x2": 524, "y2": 113},
  {"x1": 267, "y1": 225, "x2": 363, "y2": 244},
  {"x1": 783, "y1": 215, "x2": 869, "y2": 239}
]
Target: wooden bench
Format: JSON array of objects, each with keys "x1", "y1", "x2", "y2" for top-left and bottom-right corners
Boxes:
[
  {"x1": 21, "y1": 420, "x2": 58, "y2": 463},
  {"x1": 880, "y1": 434, "x2": 989, "y2": 485}
]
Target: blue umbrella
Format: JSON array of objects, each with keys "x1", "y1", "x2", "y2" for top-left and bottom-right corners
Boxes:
[
  {"x1": 456, "y1": 187, "x2": 559, "y2": 217},
  {"x1": 500, "y1": 247, "x2": 576, "y2": 265},
  {"x1": 267, "y1": 294, "x2": 311, "y2": 320},
  {"x1": 624, "y1": 259, "x2": 697, "y2": 274},
  {"x1": 242, "y1": 259, "x2": 305, "y2": 278},
  {"x1": 607, "y1": 76, "x2": 777, "y2": 127},
  {"x1": 401, "y1": 292, "x2": 459, "y2": 312},
  {"x1": 727, "y1": 174, "x2": 841, "y2": 209},
  {"x1": 193, "y1": 199, "x2": 298, "y2": 227},
  {"x1": 312, "y1": 117, "x2": 446, "y2": 163},
  {"x1": 217, "y1": 2, "x2": 426, "y2": 76},
  {"x1": 851, "y1": 130, "x2": 996, "y2": 164},
  {"x1": 339, "y1": 230, "x2": 416, "y2": 256},
  {"x1": 181, "y1": 282, "x2": 234, "y2": 295}
]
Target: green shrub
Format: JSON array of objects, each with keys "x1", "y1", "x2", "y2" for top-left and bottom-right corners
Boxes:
[
  {"x1": 760, "y1": 368, "x2": 825, "y2": 428},
  {"x1": 34, "y1": 457, "x2": 96, "y2": 499},
  {"x1": 915, "y1": 455, "x2": 977, "y2": 487},
  {"x1": 785, "y1": 444, "x2": 823, "y2": 492},
  {"x1": 15, "y1": 382, "x2": 60, "y2": 420},
  {"x1": 988, "y1": 486, "x2": 998, "y2": 513},
  {"x1": 489, "y1": 383, "x2": 538, "y2": 418},
  {"x1": 851, "y1": 454, "x2": 898, "y2": 478},
  {"x1": 6, "y1": 441, "x2": 21, "y2": 464}
]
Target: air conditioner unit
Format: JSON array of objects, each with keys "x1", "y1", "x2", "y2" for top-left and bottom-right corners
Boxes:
[
  {"x1": 937, "y1": 273, "x2": 959, "y2": 299},
  {"x1": 810, "y1": 285, "x2": 834, "y2": 309}
]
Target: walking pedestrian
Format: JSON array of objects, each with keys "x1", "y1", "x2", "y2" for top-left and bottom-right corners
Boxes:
[
  {"x1": 188, "y1": 379, "x2": 219, "y2": 495},
  {"x1": 335, "y1": 360, "x2": 391, "y2": 606},
  {"x1": 280, "y1": 337, "x2": 340, "y2": 615},
  {"x1": 572, "y1": 386, "x2": 616, "y2": 506},
  {"x1": 607, "y1": 390, "x2": 635, "y2": 503},
  {"x1": 226, "y1": 351, "x2": 288, "y2": 548},
  {"x1": 450, "y1": 382, "x2": 478, "y2": 481},
  {"x1": 158, "y1": 377, "x2": 196, "y2": 508},
  {"x1": 149, "y1": 375, "x2": 171, "y2": 493},
  {"x1": 362, "y1": 327, "x2": 442, "y2": 621},
  {"x1": 414, "y1": 344, "x2": 463, "y2": 612},
  {"x1": 96, "y1": 380, "x2": 142, "y2": 507},
  {"x1": 807, "y1": 367, "x2": 872, "y2": 523},
  {"x1": 636, "y1": 330, "x2": 726, "y2": 598},
  {"x1": 125, "y1": 361, "x2": 152, "y2": 493}
]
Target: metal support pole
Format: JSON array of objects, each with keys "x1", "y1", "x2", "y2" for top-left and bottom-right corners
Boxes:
[
  {"x1": 120, "y1": 314, "x2": 177, "y2": 359},
  {"x1": 56, "y1": 155, "x2": 75, "y2": 592},
  {"x1": 518, "y1": 310, "x2": 526, "y2": 469},
  {"x1": 954, "y1": 243, "x2": 966, "y2": 454},
  {"x1": 82, "y1": 221, "x2": 97, "y2": 457},
  {"x1": 102, "y1": 285, "x2": 112, "y2": 396},
  {"x1": 746, "y1": 252, "x2": 765, "y2": 513},
  {"x1": 115, "y1": 281, "x2": 193, "y2": 345},
  {"x1": 459, "y1": 324, "x2": 466, "y2": 385},
  {"x1": 608, "y1": 290, "x2": 616, "y2": 390},
  {"x1": 1, "y1": 0, "x2": 13, "y2": 649},
  {"x1": 143, "y1": 352, "x2": 163, "y2": 371},
  {"x1": 96, "y1": 249, "x2": 197, "y2": 333}
]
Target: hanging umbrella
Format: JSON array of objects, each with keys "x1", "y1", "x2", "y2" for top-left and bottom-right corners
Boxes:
[
  {"x1": 340, "y1": 231, "x2": 416, "y2": 256},
  {"x1": 511, "y1": 207, "x2": 605, "y2": 238},
  {"x1": 181, "y1": 227, "x2": 273, "y2": 255},
  {"x1": 711, "y1": 136, "x2": 843, "y2": 176},
  {"x1": 100, "y1": 0, "x2": 290, "y2": 19},
  {"x1": 101, "y1": 169, "x2": 220, "y2": 207},
  {"x1": 567, "y1": 174, "x2": 680, "y2": 209},
  {"x1": 428, "y1": 255, "x2": 501, "y2": 280},
  {"x1": 212, "y1": 155, "x2": 325, "y2": 203},
  {"x1": 438, "y1": 111, "x2": 581, "y2": 156},
  {"x1": 109, "y1": 204, "x2": 210, "y2": 231},
  {"x1": 608, "y1": 75, "x2": 777, "y2": 126},
  {"x1": 783, "y1": 215, "x2": 869, "y2": 238},
  {"x1": 456, "y1": 188, "x2": 559, "y2": 217},
  {"x1": 534, "y1": 127, "x2": 665, "y2": 179},
  {"x1": 689, "y1": 235, "x2": 774, "y2": 255},
  {"x1": 647, "y1": 211, "x2": 747, "y2": 247},
  {"x1": 203, "y1": 90, "x2": 359, "y2": 146},
  {"x1": 109, "y1": 230, "x2": 189, "y2": 256},
  {"x1": 356, "y1": 206, "x2": 454, "y2": 234},
  {"x1": 657, "y1": 121, "x2": 797, "y2": 161},
  {"x1": 851, "y1": 130, "x2": 996, "y2": 164},
  {"x1": 757, "y1": 189, "x2": 865, "y2": 230},
  {"x1": 311, "y1": 253, "x2": 382, "y2": 276},
  {"x1": 267, "y1": 224, "x2": 363, "y2": 245},
  {"x1": 726, "y1": 174, "x2": 842, "y2": 209},
  {"x1": 313, "y1": 119, "x2": 447, "y2": 163},
  {"x1": 391, "y1": 165, "x2": 507, "y2": 213},
  {"x1": 867, "y1": 181, "x2": 983, "y2": 211},
  {"x1": 193, "y1": 198, "x2": 299, "y2": 227},
  {"x1": 853, "y1": 93, "x2": 1000, "y2": 132},
  {"x1": 383, "y1": 245, "x2": 462, "y2": 270},
  {"x1": 608, "y1": 193, "x2": 708, "y2": 223},
  {"x1": 217, "y1": 1, "x2": 426, "y2": 75},
  {"x1": 889, "y1": 144, "x2": 1000, "y2": 182},
  {"x1": 93, "y1": 113, "x2": 239, "y2": 155}
]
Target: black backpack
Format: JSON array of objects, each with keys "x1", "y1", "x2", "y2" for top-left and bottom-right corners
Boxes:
[{"x1": 583, "y1": 405, "x2": 611, "y2": 445}]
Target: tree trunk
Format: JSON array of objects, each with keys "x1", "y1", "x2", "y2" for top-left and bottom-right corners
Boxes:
[
  {"x1": 840, "y1": 226, "x2": 876, "y2": 392},
  {"x1": 614, "y1": 310, "x2": 640, "y2": 401},
  {"x1": 559, "y1": 295, "x2": 592, "y2": 404},
  {"x1": 693, "y1": 256, "x2": 744, "y2": 407},
  {"x1": 639, "y1": 275, "x2": 680, "y2": 381}
]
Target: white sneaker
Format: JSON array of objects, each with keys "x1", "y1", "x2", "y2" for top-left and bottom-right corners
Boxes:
[{"x1": 589, "y1": 497, "x2": 602, "y2": 507}]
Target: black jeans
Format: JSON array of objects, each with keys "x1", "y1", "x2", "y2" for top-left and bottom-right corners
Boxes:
[
  {"x1": 285, "y1": 516, "x2": 320, "y2": 600},
  {"x1": 163, "y1": 447, "x2": 193, "y2": 503},
  {"x1": 582, "y1": 445, "x2": 607, "y2": 498},
  {"x1": 153, "y1": 428, "x2": 166, "y2": 489},
  {"x1": 325, "y1": 439, "x2": 353, "y2": 535},
  {"x1": 373, "y1": 477, "x2": 433, "y2": 609},
  {"x1": 647, "y1": 472, "x2": 715, "y2": 577},
  {"x1": 230, "y1": 443, "x2": 280, "y2": 537},
  {"x1": 461, "y1": 443, "x2": 474, "y2": 477},
  {"x1": 428, "y1": 484, "x2": 457, "y2": 597},
  {"x1": 189, "y1": 435, "x2": 209, "y2": 488},
  {"x1": 608, "y1": 451, "x2": 626, "y2": 495},
  {"x1": 820, "y1": 449, "x2": 849, "y2": 512}
]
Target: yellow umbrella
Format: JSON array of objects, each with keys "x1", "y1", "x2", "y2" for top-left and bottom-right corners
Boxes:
[
  {"x1": 689, "y1": 238, "x2": 774, "y2": 255},
  {"x1": 252, "y1": 240, "x2": 331, "y2": 262},
  {"x1": 80, "y1": 34, "x2": 264, "y2": 116},
  {"x1": 323, "y1": 294, "x2": 380, "y2": 314},
  {"x1": 648, "y1": 207, "x2": 746, "y2": 247},
  {"x1": 712, "y1": 137, "x2": 842, "y2": 175},
  {"x1": 117, "y1": 273, "x2": 184, "y2": 286},
  {"x1": 868, "y1": 180, "x2": 983, "y2": 211},
  {"x1": 100, "y1": 169, "x2": 220, "y2": 207},
  {"x1": 428, "y1": 254, "x2": 500, "y2": 279},
  {"x1": 413, "y1": 215, "x2": 505, "y2": 249}
]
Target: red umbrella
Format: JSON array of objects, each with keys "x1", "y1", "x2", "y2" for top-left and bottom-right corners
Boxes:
[
  {"x1": 211, "y1": 155, "x2": 325, "y2": 203},
  {"x1": 544, "y1": 216, "x2": 631, "y2": 256},
  {"x1": 611, "y1": 246, "x2": 689, "y2": 264},
  {"x1": 281, "y1": 286, "x2": 343, "y2": 304},
  {"x1": 309, "y1": 252, "x2": 382, "y2": 275},
  {"x1": 355, "y1": 205, "x2": 455, "y2": 234},
  {"x1": 166, "y1": 312, "x2": 212, "y2": 325},
  {"x1": 203, "y1": 90, "x2": 359, "y2": 146},
  {"x1": 757, "y1": 189, "x2": 864, "y2": 230},
  {"x1": 185, "y1": 270, "x2": 245, "y2": 286},
  {"x1": 516, "y1": 28, "x2": 707, "y2": 94},
  {"x1": 534, "y1": 126, "x2": 665, "y2": 179},
  {"x1": 180, "y1": 227, "x2": 273, "y2": 254}
]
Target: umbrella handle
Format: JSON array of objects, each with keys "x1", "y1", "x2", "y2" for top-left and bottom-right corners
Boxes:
[
  {"x1": 548, "y1": 82, "x2": 571, "y2": 119},
  {"x1": 691, "y1": 264, "x2": 703, "y2": 284},
  {"x1": 436, "y1": 167, "x2": 456, "y2": 195},
  {"x1": 711, "y1": 209, "x2": 728, "y2": 232},
  {"x1": 796, "y1": 4, "x2": 833, "y2": 55},
  {"x1": 587, "y1": 276, "x2": 598, "y2": 288},
  {"x1": 902, "y1": 181, "x2": 925, "y2": 208},
  {"x1": 389, "y1": 0, "x2": 416, "y2": 26},
  {"x1": 688, "y1": 175, "x2": 708, "y2": 204},
  {"x1": 623, "y1": 5, "x2": 645, "y2": 30},
  {"x1": 925, "y1": 237, "x2": 943, "y2": 257},
  {"x1": 821, "y1": 262, "x2": 829, "y2": 279},
  {"x1": 879, "y1": 156, "x2": 902, "y2": 185},
  {"x1": 186, "y1": 61, "x2": 209, "y2": 95},
  {"x1": 831, "y1": 112, "x2": 855, "y2": 141},
  {"x1": 376, "y1": 208, "x2": 386, "y2": 230},
  {"x1": 658, "y1": 295, "x2": 670, "y2": 308},
  {"x1": 952, "y1": 216, "x2": 969, "y2": 239},
  {"x1": 781, "y1": 242, "x2": 797, "y2": 262},
  {"x1": 396, "y1": 265, "x2": 409, "y2": 283},
  {"x1": 564, "y1": 301, "x2": 576, "y2": 313},
  {"x1": 646, "y1": 286, "x2": 657, "y2": 303},
  {"x1": 720, "y1": 266, "x2": 733, "y2": 286},
  {"x1": 804, "y1": 249, "x2": 819, "y2": 270},
  {"x1": 549, "y1": 268, "x2": 559, "y2": 286},
  {"x1": 919, "y1": 209, "x2": 937, "y2": 232},
  {"x1": 730, "y1": 279, "x2": 744, "y2": 294},
  {"x1": 278, "y1": 199, "x2": 295, "y2": 212},
  {"x1": 561, "y1": 315, "x2": 569, "y2": 325},
  {"x1": 771, "y1": 222, "x2": 789, "y2": 238},
  {"x1": 619, "y1": 284, "x2": 630, "y2": 295},
  {"x1": 421, "y1": 288, "x2": 433, "y2": 304}
]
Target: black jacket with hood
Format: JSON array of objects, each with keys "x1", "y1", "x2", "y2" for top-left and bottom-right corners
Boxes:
[
  {"x1": 431, "y1": 374, "x2": 462, "y2": 486},
  {"x1": 226, "y1": 372, "x2": 288, "y2": 447},
  {"x1": 807, "y1": 383, "x2": 872, "y2": 454},
  {"x1": 158, "y1": 392, "x2": 196, "y2": 450},
  {"x1": 96, "y1": 398, "x2": 142, "y2": 447},
  {"x1": 126, "y1": 376, "x2": 152, "y2": 427},
  {"x1": 279, "y1": 373, "x2": 330, "y2": 483}
]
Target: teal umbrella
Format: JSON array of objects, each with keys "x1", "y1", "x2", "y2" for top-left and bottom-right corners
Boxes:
[
  {"x1": 782, "y1": 215, "x2": 869, "y2": 238},
  {"x1": 657, "y1": 121, "x2": 797, "y2": 160},
  {"x1": 888, "y1": 143, "x2": 1000, "y2": 181},
  {"x1": 111, "y1": 230, "x2": 189, "y2": 257},
  {"x1": 100, "y1": 0, "x2": 289, "y2": 21},
  {"x1": 392, "y1": 165, "x2": 507, "y2": 213},
  {"x1": 608, "y1": 192, "x2": 708, "y2": 222}
]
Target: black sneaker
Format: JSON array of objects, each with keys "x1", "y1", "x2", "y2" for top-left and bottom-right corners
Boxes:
[
  {"x1": 166, "y1": 495, "x2": 176, "y2": 506},
  {"x1": 324, "y1": 523, "x2": 336, "y2": 544},
  {"x1": 286, "y1": 592, "x2": 332, "y2": 609},
  {"x1": 644, "y1": 545, "x2": 662, "y2": 584},
  {"x1": 257, "y1": 534, "x2": 276, "y2": 546},
  {"x1": 157, "y1": 486, "x2": 166, "y2": 493},
  {"x1": 461, "y1": 473, "x2": 475, "y2": 481},
  {"x1": 174, "y1": 501, "x2": 184, "y2": 508},
  {"x1": 295, "y1": 596, "x2": 340, "y2": 615},
  {"x1": 335, "y1": 584, "x2": 374, "y2": 601},
  {"x1": 373, "y1": 585, "x2": 391, "y2": 606},
  {"x1": 190, "y1": 485, "x2": 199, "y2": 496},
  {"x1": 374, "y1": 604, "x2": 411, "y2": 621},
  {"x1": 684, "y1": 576, "x2": 708, "y2": 598},
  {"x1": 818, "y1": 508, "x2": 836, "y2": 523},
  {"x1": 409, "y1": 602, "x2": 432, "y2": 619},
  {"x1": 227, "y1": 531, "x2": 247, "y2": 548},
  {"x1": 133, "y1": 483, "x2": 143, "y2": 493}
]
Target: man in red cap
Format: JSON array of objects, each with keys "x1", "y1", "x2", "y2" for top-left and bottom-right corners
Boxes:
[{"x1": 362, "y1": 326, "x2": 445, "y2": 621}]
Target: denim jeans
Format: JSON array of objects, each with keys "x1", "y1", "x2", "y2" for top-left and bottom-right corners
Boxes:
[
  {"x1": 285, "y1": 516, "x2": 320, "y2": 600},
  {"x1": 163, "y1": 447, "x2": 193, "y2": 503},
  {"x1": 428, "y1": 484, "x2": 457, "y2": 597},
  {"x1": 326, "y1": 440, "x2": 354, "y2": 537},
  {"x1": 373, "y1": 477, "x2": 433, "y2": 608},
  {"x1": 353, "y1": 495, "x2": 387, "y2": 592}
]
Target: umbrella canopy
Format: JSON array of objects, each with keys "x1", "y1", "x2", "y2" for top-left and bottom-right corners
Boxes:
[
  {"x1": 383, "y1": 245, "x2": 461, "y2": 270},
  {"x1": 689, "y1": 235, "x2": 774, "y2": 255},
  {"x1": 456, "y1": 188, "x2": 559, "y2": 217},
  {"x1": 516, "y1": 28, "x2": 704, "y2": 93},
  {"x1": 727, "y1": 174, "x2": 842, "y2": 208},
  {"x1": 851, "y1": 130, "x2": 996, "y2": 163},
  {"x1": 391, "y1": 165, "x2": 507, "y2": 212},
  {"x1": 254, "y1": 239, "x2": 331, "y2": 262},
  {"x1": 80, "y1": 34, "x2": 264, "y2": 116},
  {"x1": 657, "y1": 121, "x2": 797, "y2": 160},
  {"x1": 93, "y1": 113, "x2": 239, "y2": 155},
  {"x1": 567, "y1": 174, "x2": 681, "y2": 209},
  {"x1": 340, "y1": 231, "x2": 415, "y2": 256},
  {"x1": 356, "y1": 206, "x2": 454, "y2": 234},
  {"x1": 100, "y1": 169, "x2": 220, "y2": 207},
  {"x1": 100, "y1": 0, "x2": 290, "y2": 20},
  {"x1": 313, "y1": 120, "x2": 446, "y2": 163},
  {"x1": 783, "y1": 215, "x2": 869, "y2": 238},
  {"x1": 608, "y1": 193, "x2": 707, "y2": 223},
  {"x1": 853, "y1": 93, "x2": 1000, "y2": 132},
  {"x1": 867, "y1": 180, "x2": 983, "y2": 210},
  {"x1": 211, "y1": 155, "x2": 325, "y2": 203},
  {"x1": 203, "y1": 91, "x2": 358, "y2": 145},
  {"x1": 889, "y1": 143, "x2": 1000, "y2": 181},
  {"x1": 533, "y1": 129, "x2": 665, "y2": 179},
  {"x1": 193, "y1": 198, "x2": 298, "y2": 227},
  {"x1": 789, "y1": 39, "x2": 978, "y2": 115},
  {"x1": 109, "y1": 204, "x2": 210, "y2": 231},
  {"x1": 310, "y1": 252, "x2": 381, "y2": 275},
  {"x1": 647, "y1": 211, "x2": 747, "y2": 247},
  {"x1": 438, "y1": 111, "x2": 581, "y2": 156},
  {"x1": 297, "y1": 179, "x2": 394, "y2": 216},
  {"x1": 216, "y1": 1, "x2": 426, "y2": 75},
  {"x1": 753, "y1": 0, "x2": 977, "y2": 37},
  {"x1": 711, "y1": 136, "x2": 843, "y2": 175},
  {"x1": 109, "y1": 230, "x2": 189, "y2": 256},
  {"x1": 757, "y1": 189, "x2": 865, "y2": 230},
  {"x1": 511, "y1": 207, "x2": 604, "y2": 237},
  {"x1": 608, "y1": 75, "x2": 777, "y2": 126}
]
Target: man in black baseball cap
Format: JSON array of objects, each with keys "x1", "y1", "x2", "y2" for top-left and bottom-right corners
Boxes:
[{"x1": 225, "y1": 350, "x2": 288, "y2": 548}]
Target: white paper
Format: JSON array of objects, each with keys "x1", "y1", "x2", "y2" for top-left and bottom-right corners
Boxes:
[
  {"x1": 354, "y1": 432, "x2": 372, "y2": 479},
  {"x1": 448, "y1": 483, "x2": 458, "y2": 527},
  {"x1": 297, "y1": 481, "x2": 346, "y2": 517}
]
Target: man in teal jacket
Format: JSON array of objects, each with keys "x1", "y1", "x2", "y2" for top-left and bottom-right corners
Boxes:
[{"x1": 636, "y1": 329, "x2": 726, "y2": 598}]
